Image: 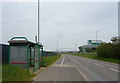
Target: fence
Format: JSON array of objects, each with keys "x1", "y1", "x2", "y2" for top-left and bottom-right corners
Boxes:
[
  {"x1": 1, "y1": 44, "x2": 9, "y2": 64},
  {"x1": 43, "y1": 51, "x2": 58, "y2": 56}
]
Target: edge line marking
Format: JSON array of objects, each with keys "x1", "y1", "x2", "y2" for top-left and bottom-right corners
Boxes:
[
  {"x1": 110, "y1": 68, "x2": 119, "y2": 72},
  {"x1": 94, "y1": 63, "x2": 104, "y2": 67}
]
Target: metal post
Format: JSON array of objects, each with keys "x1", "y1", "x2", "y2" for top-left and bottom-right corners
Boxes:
[
  {"x1": 57, "y1": 37, "x2": 58, "y2": 52},
  {"x1": 34, "y1": 47, "x2": 35, "y2": 71},
  {"x1": 41, "y1": 47, "x2": 44, "y2": 66},
  {"x1": 75, "y1": 39, "x2": 78, "y2": 51},
  {"x1": 38, "y1": 47, "x2": 40, "y2": 69},
  {"x1": 38, "y1": 0, "x2": 40, "y2": 42},
  {"x1": 96, "y1": 30, "x2": 97, "y2": 45},
  {"x1": 96, "y1": 30, "x2": 101, "y2": 45},
  {"x1": 35, "y1": 36, "x2": 37, "y2": 43},
  {"x1": 56, "y1": 35, "x2": 63, "y2": 52},
  {"x1": 27, "y1": 45, "x2": 29, "y2": 70},
  {"x1": 8, "y1": 46, "x2": 11, "y2": 64}
]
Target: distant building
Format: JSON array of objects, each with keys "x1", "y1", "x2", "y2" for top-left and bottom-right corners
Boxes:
[
  {"x1": 79, "y1": 40, "x2": 102, "y2": 53},
  {"x1": 87, "y1": 40, "x2": 102, "y2": 45}
]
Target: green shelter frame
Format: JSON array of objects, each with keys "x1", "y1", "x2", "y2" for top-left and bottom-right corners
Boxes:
[{"x1": 8, "y1": 37, "x2": 44, "y2": 71}]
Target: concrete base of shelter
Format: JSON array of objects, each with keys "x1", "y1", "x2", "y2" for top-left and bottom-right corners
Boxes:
[{"x1": 29, "y1": 67, "x2": 46, "y2": 75}]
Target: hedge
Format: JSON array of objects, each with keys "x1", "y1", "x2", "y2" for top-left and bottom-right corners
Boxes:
[{"x1": 97, "y1": 43, "x2": 120, "y2": 59}]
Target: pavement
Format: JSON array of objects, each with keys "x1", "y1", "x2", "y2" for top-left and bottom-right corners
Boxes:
[{"x1": 33, "y1": 54, "x2": 119, "y2": 83}]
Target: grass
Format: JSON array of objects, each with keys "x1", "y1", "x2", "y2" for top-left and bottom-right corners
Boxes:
[
  {"x1": 43, "y1": 54, "x2": 61, "y2": 67},
  {"x1": 68, "y1": 53, "x2": 120, "y2": 64},
  {"x1": 2, "y1": 54, "x2": 61, "y2": 82},
  {"x1": 0, "y1": 65, "x2": 2, "y2": 83},
  {"x1": 2, "y1": 55, "x2": 61, "y2": 83},
  {"x1": 2, "y1": 64, "x2": 36, "y2": 82}
]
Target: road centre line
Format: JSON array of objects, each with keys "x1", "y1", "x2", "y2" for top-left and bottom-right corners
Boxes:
[
  {"x1": 60, "y1": 55, "x2": 65, "y2": 66},
  {"x1": 94, "y1": 63, "x2": 104, "y2": 67},
  {"x1": 76, "y1": 66, "x2": 88, "y2": 81},
  {"x1": 54, "y1": 55, "x2": 65, "y2": 83},
  {"x1": 68, "y1": 56, "x2": 88, "y2": 81},
  {"x1": 110, "y1": 68, "x2": 119, "y2": 72}
]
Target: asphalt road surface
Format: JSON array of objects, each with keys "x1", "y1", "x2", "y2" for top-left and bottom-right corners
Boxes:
[{"x1": 33, "y1": 54, "x2": 119, "y2": 82}]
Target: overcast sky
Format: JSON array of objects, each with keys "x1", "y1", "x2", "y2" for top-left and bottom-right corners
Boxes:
[{"x1": 2, "y1": 1, "x2": 118, "y2": 51}]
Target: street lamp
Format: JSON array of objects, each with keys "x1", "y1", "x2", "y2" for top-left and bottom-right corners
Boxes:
[
  {"x1": 96, "y1": 30, "x2": 100, "y2": 45},
  {"x1": 38, "y1": 0, "x2": 40, "y2": 42},
  {"x1": 57, "y1": 35, "x2": 63, "y2": 52},
  {"x1": 74, "y1": 39, "x2": 78, "y2": 51}
]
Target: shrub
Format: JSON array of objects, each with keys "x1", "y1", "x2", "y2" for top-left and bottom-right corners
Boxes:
[{"x1": 97, "y1": 43, "x2": 120, "y2": 59}]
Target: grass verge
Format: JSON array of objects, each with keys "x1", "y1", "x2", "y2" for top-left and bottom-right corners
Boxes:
[
  {"x1": 2, "y1": 54, "x2": 61, "y2": 82},
  {"x1": 43, "y1": 54, "x2": 61, "y2": 67},
  {"x1": 2, "y1": 64, "x2": 36, "y2": 82},
  {"x1": 68, "y1": 53, "x2": 120, "y2": 64},
  {"x1": 0, "y1": 65, "x2": 2, "y2": 83}
]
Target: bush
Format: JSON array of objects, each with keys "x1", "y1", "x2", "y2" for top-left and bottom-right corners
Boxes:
[{"x1": 97, "y1": 43, "x2": 120, "y2": 59}]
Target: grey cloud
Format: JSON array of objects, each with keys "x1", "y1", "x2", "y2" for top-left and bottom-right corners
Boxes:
[{"x1": 2, "y1": 2, "x2": 118, "y2": 51}]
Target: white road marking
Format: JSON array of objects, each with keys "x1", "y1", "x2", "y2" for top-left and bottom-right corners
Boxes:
[
  {"x1": 100, "y1": 63, "x2": 118, "y2": 68},
  {"x1": 76, "y1": 67, "x2": 88, "y2": 81},
  {"x1": 60, "y1": 55, "x2": 65, "y2": 67},
  {"x1": 110, "y1": 68, "x2": 119, "y2": 72},
  {"x1": 68, "y1": 56, "x2": 88, "y2": 81},
  {"x1": 54, "y1": 55, "x2": 65, "y2": 83},
  {"x1": 94, "y1": 63, "x2": 104, "y2": 67},
  {"x1": 87, "y1": 61, "x2": 91, "y2": 63},
  {"x1": 77, "y1": 56, "x2": 118, "y2": 68},
  {"x1": 52, "y1": 64, "x2": 74, "y2": 67}
]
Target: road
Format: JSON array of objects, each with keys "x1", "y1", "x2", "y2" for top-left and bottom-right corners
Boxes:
[{"x1": 33, "y1": 54, "x2": 119, "y2": 82}]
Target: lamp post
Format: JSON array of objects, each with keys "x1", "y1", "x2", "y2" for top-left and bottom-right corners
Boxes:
[
  {"x1": 75, "y1": 39, "x2": 78, "y2": 51},
  {"x1": 38, "y1": 0, "x2": 40, "y2": 42},
  {"x1": 57, "y1": 37, "x2": 59, "y2": 52},
  {"x1": 96, "y1": 30, "x2": 100, "y2": 45},
  {"x1": 96, "y1": 30, "x2": 97, "y2": 45},
  {"x1": 57, "y1": 35, "x2": 63, "y2": 52}
]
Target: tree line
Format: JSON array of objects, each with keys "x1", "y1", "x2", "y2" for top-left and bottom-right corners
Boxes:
[{"x1": 97, "y1": 37, "x2": 120, "y2": 59}]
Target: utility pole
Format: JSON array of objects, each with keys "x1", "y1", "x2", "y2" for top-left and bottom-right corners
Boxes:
[{"x1": 38, "y1": 0, "x2": 40, "y2": 42}]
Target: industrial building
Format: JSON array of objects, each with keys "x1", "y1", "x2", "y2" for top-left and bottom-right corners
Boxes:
[{"x1": 79, "y1": 40, "x2": 102, "y2": 53}]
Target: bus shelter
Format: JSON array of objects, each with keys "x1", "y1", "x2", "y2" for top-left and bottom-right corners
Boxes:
[{"x1": 8, "y1": 37, "x2": 43, "y2": 71}]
